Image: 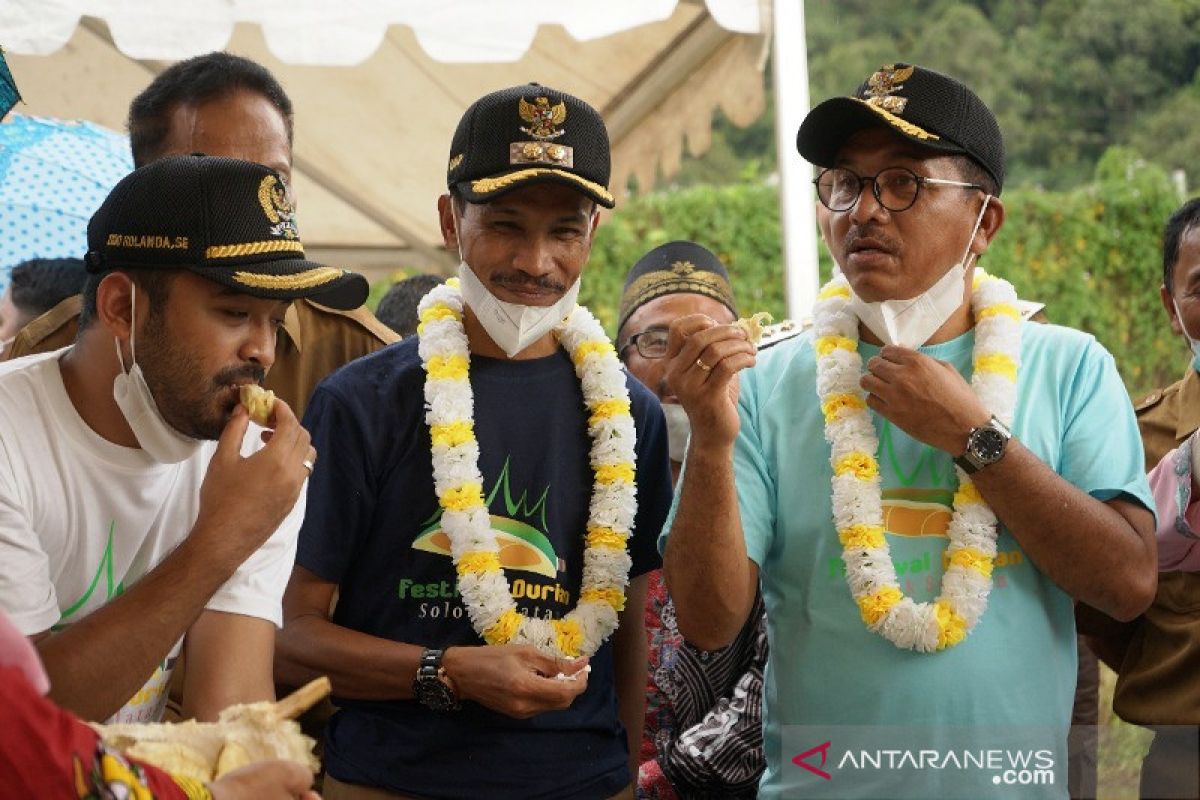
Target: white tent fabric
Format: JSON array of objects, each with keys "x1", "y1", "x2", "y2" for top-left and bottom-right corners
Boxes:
[
  {"x1": 3, "y1": 1, "x2": 774, "y2": 282},
  {"x1": 2, "y1": 0, "x2": 759, "y2": 64}
]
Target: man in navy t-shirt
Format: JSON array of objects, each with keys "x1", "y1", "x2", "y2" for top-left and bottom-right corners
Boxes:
[{"x1": 277, "y1": 83, "x2": 673, "y2": 800}]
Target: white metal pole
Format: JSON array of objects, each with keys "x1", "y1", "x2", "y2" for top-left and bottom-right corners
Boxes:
[{"x1": 772, "y1": 0, "x2": 817, "y2": 321}]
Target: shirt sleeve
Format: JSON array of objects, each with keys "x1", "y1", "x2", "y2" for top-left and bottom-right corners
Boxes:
[
  {"x1": 1148, "y1": 437, "x2": 1200, "y2": 571},
  {"x1": 630, "y1": 381, "x2": 670, "y2": 577},
  {"x1": 294, "y1": 383, "x2": 377, "y2": 584},
  {"x1": 1058, "y1": 339, "x2": 1156, "y2": 515},
  {"x1": 204, "y1": 423, "x2": 304, "y2": 628},
  {"x1": 0, "y1": 437, "x2": 60, "y2": 635}
]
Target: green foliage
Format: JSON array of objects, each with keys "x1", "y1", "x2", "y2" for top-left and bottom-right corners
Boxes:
[
  {"x1": 579, "y1": 182, "x2": 791, "y2": 336},
  {"x1": 584, "y1": 146, "x2": 1188, "y2": 396}
]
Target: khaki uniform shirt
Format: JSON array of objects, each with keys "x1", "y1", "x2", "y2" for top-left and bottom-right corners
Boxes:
[
  {"x1": 3, "y1": 295, "x2": 399, "y2": 419},
  {"x1": 1103, "y1": 368, "x2": 1200, "y2": 724}
]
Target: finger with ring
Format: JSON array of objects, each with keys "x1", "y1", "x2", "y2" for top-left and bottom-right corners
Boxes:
[{"x1": 695, "y1": 358, "x2": 713, "y2": 372}]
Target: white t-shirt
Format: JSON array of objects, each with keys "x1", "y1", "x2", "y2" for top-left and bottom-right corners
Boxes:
[{"x1": 0, "y1": 349, "x2": 303, "y2": 722}]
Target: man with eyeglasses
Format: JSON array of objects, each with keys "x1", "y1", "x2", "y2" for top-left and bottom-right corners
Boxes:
[
  {"x1": 616, "y1": 241, "x2": 773, "y2": 798},
  {"x1": 659, "y1": 64, "x2": 1156, "y2": 798}
]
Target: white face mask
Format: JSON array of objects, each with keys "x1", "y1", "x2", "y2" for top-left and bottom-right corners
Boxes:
[
  {"x1": 847, "y1": 195, "x2": 992, "y2": 348},
  {"x1": 451, "y1": 208, "x2": 582, "y2": 359},
  {"x1": 661, "y1": 402, "x2": 690, "y2": 463},
  {"x1": 112, "y1": 285, "x2": 203, "y2": 464}
]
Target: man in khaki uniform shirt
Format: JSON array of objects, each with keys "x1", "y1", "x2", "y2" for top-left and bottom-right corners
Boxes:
[
  {"x1": 3, "y1": 52, "x2": 399, "y2": 417},
  {"x1": 1084, "y1": 199, "x2": 1200, "y2": 797}
]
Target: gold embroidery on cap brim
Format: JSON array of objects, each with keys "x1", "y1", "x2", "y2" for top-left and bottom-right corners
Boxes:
[
  {"x1": 853, "y1": 98, "x2": 940, "y2": 141},
  {"x1": 232, "y1": 267, "x2": 344, "y2": 291},
  {"x1": 619, "y1": 270, "x2": 736, "y2": 323},
  {"x1": 206, "y1": 240, "x2": 305, "y2": 259},
  {"x1": 471, "y1": 168, "x2": 613, "y2": 204}
]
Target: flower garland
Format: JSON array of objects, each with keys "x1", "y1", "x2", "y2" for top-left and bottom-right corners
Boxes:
[
  {"x1": 416, "y1": 279, "x2": 637, "y2": 659},
  {"x1": 812, "y1": 270, "x2": 1022, "y2": 652}
]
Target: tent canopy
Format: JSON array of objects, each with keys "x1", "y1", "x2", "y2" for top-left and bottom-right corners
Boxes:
[{"x1": 4, "y1": 0, "x2": 769, "y2": 281}]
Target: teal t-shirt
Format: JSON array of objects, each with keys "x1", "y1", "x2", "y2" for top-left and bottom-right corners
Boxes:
[{"x1": 661, "y1": 321, "x2": 1153, "y2": 799}]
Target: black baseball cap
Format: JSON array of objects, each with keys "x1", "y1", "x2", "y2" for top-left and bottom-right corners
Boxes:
[
  {"x1": 797, "y1": 63, "x2": 1005, "y2": 193},
  {"x1": 446, "y1": 83, "x2": 615, "y2": 209},
  {"x1": 84, "y1": 154, "x2": 369, "y2": 310}
]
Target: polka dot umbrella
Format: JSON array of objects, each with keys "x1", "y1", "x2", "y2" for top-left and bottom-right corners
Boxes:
[{"x1": 0, "y1": 114, "x2": 133, "y2": 294}]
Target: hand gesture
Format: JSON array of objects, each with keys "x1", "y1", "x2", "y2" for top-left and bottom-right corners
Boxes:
[
  {"x1": 208, "y1": 759, "x2": 319, "y2": 800},
  {"x1": 442, "y1": 644, "x2": 590, "y2": 719},
  {"x1": 662, "y1": 315, "x2": 757, "y2": 451},
  {"x1": 193, "y1": 400, "x2": 315, "y2": 565},
  {"x1": 860, "y1": 346, "x2": 990, "y2": 454}
]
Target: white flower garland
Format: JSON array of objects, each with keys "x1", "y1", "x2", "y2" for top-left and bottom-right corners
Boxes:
[
  {"x1": 812, "y1": 270, "x2": 1022, "y2": 652},
  {"x1": 416, "y1": 279, "x2": 637, "y2": 659}
]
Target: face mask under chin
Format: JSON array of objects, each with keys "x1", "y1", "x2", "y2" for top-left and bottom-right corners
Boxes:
[
  {"x1": 111, "y1": 285, "x2": 203, "y2": 464},
  {"x1": 846, "y1": 195, "x2": 991, "y2": 348}
]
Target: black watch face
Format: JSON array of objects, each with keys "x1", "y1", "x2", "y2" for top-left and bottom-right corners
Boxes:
[
  {"x1": 971, "y1": 427, "x2": 1007, "y2": 462},
  {"x1": 415, "y1": 676, "x2": 459, "y2": 711}
]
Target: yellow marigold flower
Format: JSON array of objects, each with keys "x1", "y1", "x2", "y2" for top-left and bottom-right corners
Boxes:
[
  {"x1": 553, "y1": 618, "x2": 584, "y2": 657},
  {"x1": 581, "y1": 587, "x2": 626, "y2": 611},
  {"x1": 587, "y1": 526, "x2": 628, "y2": 550},
  {"x1": 948, "y1": 547, "x2": 994, "y2": 577},
  {"x1": 588, "y1": 399, "x2": 631, "y2": 425},
  {"x1": 935, "y1": 600, "x2": 968, "y2": 649},
  {"x1": 818, "y1": 283, "x2": 851, "y2": 300},
  {"x1": 952, "y1": 480, "x2": 983, "y2": 506},
  {"x1": 976, "y1": 303, "x2": 1020, "y2": 321},
  {"x1": 456, "y1": 550, "x2": 502, "y2": 576},
  {"x1": 446, "y1": 277, "x2": 461, "y2": 289},
  {"x1": 834, "y1": 452, "x2": 879, "y2": 481},
  {"x1": 974, "y1": 353, "x2": 1018, "y2": 381},
  {"x1": 857, "y1": 586, "x2": 903, "y2": 626},
  {"x1": 440, "y1": 482, "x2": 484, "y2": 512},
  {"x1": 431, "y1": 421, "x2": 475, "y2": 448},
  {"x1": 971, "y1": 271, "x2": 995, "y2": 290},
  {"x1": 815, "y1": 335, "x2": 857, "y2": 357},
  {"x1": 839, "y1": 524, "x2": 886, "y2": 550},
  {"x1": 595, "y1": 463, "x2": 635, "y2": 485},
  {"x1": 419, "y1": 304, "x2": 461, "y2": 324},
  {"x1": 484, "y1": 607, "x2": 522, "y2": 645},
  {"x1": 428, "y1": 355, "x2": 470, "y2": 381},
  {"x1": 572, "y1": 340, "x2": 616, "y2": 367},
  {"x1": 821, "y1": 393, "x2": 867, "y2": 423}
]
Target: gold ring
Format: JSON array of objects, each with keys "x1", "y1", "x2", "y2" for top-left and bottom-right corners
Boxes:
[
  {"x1": 302, "y1": 459, "x2": 315, "y2": 473},
  {"x1": 695, "y1": 358, "x2": 713, "y2": 372}
]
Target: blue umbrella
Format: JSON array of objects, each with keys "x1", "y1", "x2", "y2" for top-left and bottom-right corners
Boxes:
[
  {"x1": 0, "y1": 47, "x2": 20, "y2": 119},
  {"x1": 0, "y1": 114, "x2": 133, "y2": 294}
]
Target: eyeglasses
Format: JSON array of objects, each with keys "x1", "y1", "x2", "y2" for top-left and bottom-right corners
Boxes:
[
  {"x1": 813, "y1": 166, "x2": 983, "y2": 213},
  {"x1": 620, "y1": 326, "x2": 669, "y2": 359}
]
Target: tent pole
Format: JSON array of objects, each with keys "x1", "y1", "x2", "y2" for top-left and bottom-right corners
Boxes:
[{"x1": 771, "y1": 0, "x2": 817, "y2": 320}]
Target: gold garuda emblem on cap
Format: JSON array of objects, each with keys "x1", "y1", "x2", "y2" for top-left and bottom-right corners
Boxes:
[
  {"x1": 258, "y1": 175, "x2": 298, "y2": 240},
  {"x1": 862, "y1": 64, "x2": 914, "y2": 115},
  {"x1": 519, "y1": 96, "x2": 567, "y2": 141}
]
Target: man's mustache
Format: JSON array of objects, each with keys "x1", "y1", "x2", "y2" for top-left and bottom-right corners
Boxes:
[{"x1": 491, "y1": 272, "x2": 566, "y2": 292}]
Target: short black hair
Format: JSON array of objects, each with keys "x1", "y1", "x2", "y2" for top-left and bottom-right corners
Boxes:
[
  {"x1": 9, "y1": 258, "x2": 88, "y2": 318},
  {"x1": 952, "y1": 155, "x2": 999, "y2": 198},
  {"x1": 128, "y1": 52, "x2": 294, "y2": 168},
  {"x1": 375, "y1": 274, "x2": 446, "y2": 337},
  {"x1": 1163, "y1": 198, "x2": 1200, "y2": 296},
  {"x1": 78, "y1": 269, "x2": 177, "y2": 333}
]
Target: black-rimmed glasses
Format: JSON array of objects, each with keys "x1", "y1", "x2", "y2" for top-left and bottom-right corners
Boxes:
[
  {"x1": 813, "y1": 166, "x2": 983, "y2": 213},
  {"x1": 620, "y1": 326, "x2": 669, "y2": 359}
]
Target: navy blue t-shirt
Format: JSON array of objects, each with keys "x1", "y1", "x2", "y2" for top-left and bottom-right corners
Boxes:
[{"x1": 297, "y1": 336, "x2": 672, "y2": 800}]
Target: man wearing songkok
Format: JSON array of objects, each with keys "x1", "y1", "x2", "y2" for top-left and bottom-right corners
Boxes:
[
  {"x1": 0, "y1": 154, "x2": 368, "y2": 725},
  {"x1": 660, "y1": 63, "x2": 1156, "y2": 798},
  {"x1": 277, "y1": 83, "x2": 673, "y2": 799}
]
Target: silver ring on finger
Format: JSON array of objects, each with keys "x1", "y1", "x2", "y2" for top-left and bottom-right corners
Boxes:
[
  {"x1": 695, "y1": 358, "x2": 713, "y2": 372},
  {"x1": 302, "y1": 458, "x2": 315, "y2": 473}
]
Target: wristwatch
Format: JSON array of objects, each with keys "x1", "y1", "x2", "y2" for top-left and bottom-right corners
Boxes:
[
  {"x1": 954, "y1": 416, "x2": 1012, "y2": 474},
  {"x1": 412, "y1": 648, "x2": 461, "y2": 711}
]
